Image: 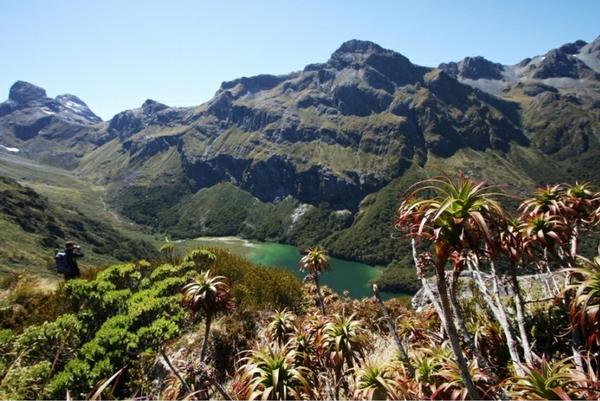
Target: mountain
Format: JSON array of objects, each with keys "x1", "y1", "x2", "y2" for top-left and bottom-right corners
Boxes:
[
  {"x1": 1, "y1": 37, "x2": 599, "y2": 268},
  {"x1": 439, "y1": 36, "x2": 600, "y2": 82},
  {"x1": 79, "y1": 40, "x2": 530, "y2": 211},
  {"x1": 439, "y1": 35, "x2": 600, "y2": 181},
  {"x1": 0, "y1": 81, "x2": 105, "y2": 168}
]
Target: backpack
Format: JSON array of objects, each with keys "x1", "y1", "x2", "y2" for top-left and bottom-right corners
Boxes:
[{"x1": 55, "y1": 251, "x2": 68, "y2": 273}]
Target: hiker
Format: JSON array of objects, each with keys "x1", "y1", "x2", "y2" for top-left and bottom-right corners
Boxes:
[{"x1": 55, "y1": 241, "x2": 84, "y2": 280}]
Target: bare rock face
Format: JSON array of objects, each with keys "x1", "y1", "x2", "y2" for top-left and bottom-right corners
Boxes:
[
  {"x1": 55, "y1": 94, "x2": 102, "y2": 124},
  {"x1": 9, "y1": 81, "x2": 47, "y2": 104},
  {"x1": 529, "y1": 48, "x2": 595, "y2": 79},
  {"x1": 439, "y1": 56, "x2": 505, "y2": 80}
]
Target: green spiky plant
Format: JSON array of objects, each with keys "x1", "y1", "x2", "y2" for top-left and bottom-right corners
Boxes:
[
  {"x1": 505, "y1": 357, "x2": 579, "y2": 400},
  {"x1": 298, "y1": 246, "x2": 330, "y2": 314},
  {"x1": 266, "y1": 309, "x2": 297, "y2": 347},
  {"x1": 320, "y1": 313, "x2": 369, "y2": 373},
  {"x1": 181, "y1": 270, "x2": 234, "y2": 363},
  {"x1": 520, "y1": 184, "x2": 567, "y2": 216},
  {"x1": 353, "y1": 362, "x2": 399, "y2": 400},
  {"x1": 319, "y1": 313, "x2": 370, "y2": 398},
  {"x1": 435, "y1": 356, "x2": 494, "y2": 400},
  {"x1": 408, "y1": 340, "x2": 452, "y2": 399},
  {"x1": 233, "y1": 344, "x2": 313, "y2": 400},
  {"x1": 567, "y1": 255, "x2": 600, "y2": 349}
]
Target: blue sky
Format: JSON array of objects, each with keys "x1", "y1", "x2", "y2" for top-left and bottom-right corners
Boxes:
[{"x1": 1, "y1": 0, "x2": 599, "y2": 120}]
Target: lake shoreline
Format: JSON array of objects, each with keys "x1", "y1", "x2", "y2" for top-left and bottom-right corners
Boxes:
[{"x1": 171, "y1": 235, "x2": 406, "y2": 300}]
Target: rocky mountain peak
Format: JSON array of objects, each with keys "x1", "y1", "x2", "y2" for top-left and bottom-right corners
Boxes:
[
  {"x1": 55, "y1": 94, "x2": 102, "y2": 123},
  {"x1": 55, "y1": 93, "x2": 80, "y2": 104},
  {"x1": 329, "y1": 40, "x2": 409, "y2": 68},
  {"x1": 141, "y1": 99, "x2": 168, "y2": 114},
  {"x1": 9, "y1": 81, "x2": 47, "y2": 104},
  {"x1": 558, "y1": 40, "x2": 587, "y2": 54},
  {"x1": 587, "y1": 35, "x2": 600, "y2": 54},
  {"x1": 328, "y1": 40, "x2": 424, "y2": 88},
  {"x1": 530, "y1": 47, "x2": 592, "y2": 79},
  {"x1": 219, "y1": 74, "x2": 288, "y2": 95},
  {"x1": 331, "y1": 40, "x2": 386, "y2": 57},
  {"x1": 439, "y1": 56, "x2": 504, "y2": 80}
]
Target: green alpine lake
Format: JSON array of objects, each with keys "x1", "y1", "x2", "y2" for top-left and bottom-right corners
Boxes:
[{"x1": 173, "y1": 236, "x2": 406, "y2": 300}]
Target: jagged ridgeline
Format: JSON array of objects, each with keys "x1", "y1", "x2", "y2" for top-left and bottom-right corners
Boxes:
[{"x1": 1, "y1": 37, "x2": 600, "y2": 269}]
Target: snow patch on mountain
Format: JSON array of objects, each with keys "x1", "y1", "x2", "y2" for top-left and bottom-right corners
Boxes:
[{"x1": 0, "y1": 144, "x2": 20, "y2": 152}]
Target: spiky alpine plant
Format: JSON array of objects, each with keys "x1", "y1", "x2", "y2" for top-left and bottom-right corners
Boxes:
[
  {"x1": 232, "y1": 343, "x2": 314, "y2": 400},
  {"x1": 519, "y1": 212, "x2": 569, "y2": 258},
  {"x1": 519, "y1": 184, "x2": 568, "y2": 217},
  {"x1": 519, "y1": 182, "x2": 600, "y2": 260},
  {"x1": 567, "y1": 255, "x2": 600, "y2": 349},
  {"x1": 561, "y1": 182, "x2": 600, "y2": 260},
  {"x1": 266, "y1": 309, "x2": 297, "y2": 347},
  {"x1": 395, "y1": 175, "x2": 506, "y2": 400},
  {"x1": 563, "y1": 182, "x2": 600, "y2": 222},
  {"x1": 298, "y1": 246, "x2": 330, "y2": 314},
  {"x1": 505, "y1": 357, "x2": 579, "y2": 400},
  {"x1": 290, "y1": 314, "x2": 328, "y2": 372},
  {"x1": 320, "y1": 313, "x2": 370, "y2": 374},
  {"x1": 353, "y1": 362, "x2": 403, "y2": 400},
  {"x1": 434, "y1": 355, "x2": 495, "y2": 401},
  {"x1": 181, "y1": 270, "x2": 234, "y2": 363},
  {"x1": 397, "y1": 340, "x2": 455, "y2": 399}
]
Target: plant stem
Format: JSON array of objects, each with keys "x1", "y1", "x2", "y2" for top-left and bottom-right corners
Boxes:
[
  {"x1": 160, "y1": 348, "x2": 193, "y2": 395},
  {"x1": 200, "y1": 314, "x2": 212, "y2": 363},
  {"x1": 372, "y1": 285, "x2": 415, "y2": 376},
  {"x1": 510, "y1": 265, "x2": 533, "y2": 365},
  {"x1": 448, "y1": 271, "x2": 492, "y2": 373},
  {"x1": 435, "y1": 263, "x2": 481, "y2": 400},
  {"x1": 314, "y1": 273, "x2": 326, "y2": 314}
]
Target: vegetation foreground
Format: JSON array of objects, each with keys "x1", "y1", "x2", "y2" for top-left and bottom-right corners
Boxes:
[{"x1": 1, "y1": 176, "x2": 600, "y2": 400}]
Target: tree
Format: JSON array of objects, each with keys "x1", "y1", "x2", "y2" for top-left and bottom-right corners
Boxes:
[
  {"x1": 299, "y1": 247, "x2": 330, "y2": 314},
  {"x1": 181, "y1": 270, "x2": 234, "y2": 363},
  {"x1": 396, "y1": 175, "x2": 506, "y2": 400},
  {"x1": 520, "y1": 183, "x2": 600, "y2": 372}
]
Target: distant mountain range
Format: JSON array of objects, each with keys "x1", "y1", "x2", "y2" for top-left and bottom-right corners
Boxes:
[{"x1": 1, "y1": 36, "x2": 599, "y2": 266}]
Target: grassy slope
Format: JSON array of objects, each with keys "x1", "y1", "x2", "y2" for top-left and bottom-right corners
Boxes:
[{"x1": 0, "y1": 154, "x2": 161, "y2": 288}]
